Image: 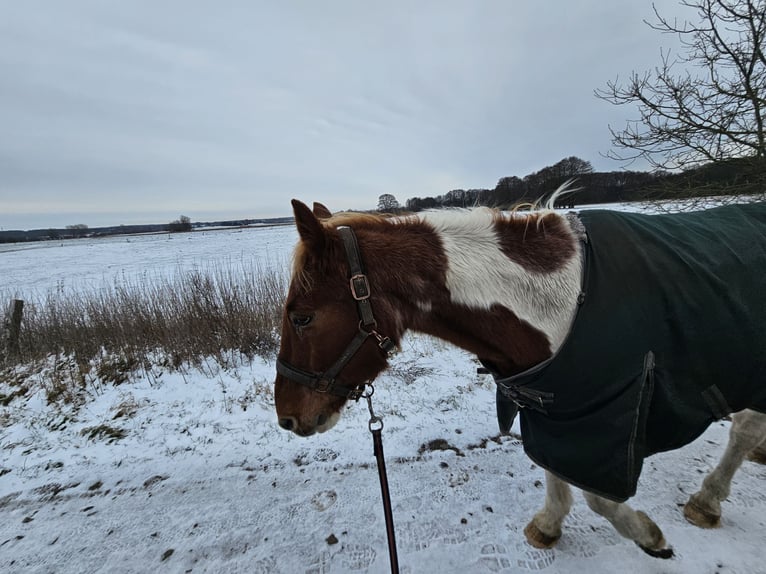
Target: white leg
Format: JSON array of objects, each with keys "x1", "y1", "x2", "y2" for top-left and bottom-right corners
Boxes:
[
  {"x1": 746, "y1": 433, "x2": 766, "y2": 464},
  {"x1": 524, "y1": 471, "x2": 573, "y2": 548},
  {"x1": 685, "y1": 409, "x2": 766, "y2": 528},
  {"x1": 582, "y1": 491, "x2": 673, "y2": 558}
]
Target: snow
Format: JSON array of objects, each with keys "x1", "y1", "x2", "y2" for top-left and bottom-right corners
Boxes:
[
  {"x1": 2, "y1": 203, "x2": 765, "y2": 573},
  {"x1": 0, "y1": 224, "x2": 296, "y2": 297}
]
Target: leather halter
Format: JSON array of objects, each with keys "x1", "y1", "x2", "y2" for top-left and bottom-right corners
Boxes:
[{"x1": 276, "y1": 225, "x2": 396, "y2": 400}]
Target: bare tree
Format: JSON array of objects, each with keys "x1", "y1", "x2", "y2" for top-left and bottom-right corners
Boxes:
[
  {"x1": 65, "y1": 223, "x2": 89, "y2": 238},
  {"x1": 377, "y1": 194, "x2": 401, "y2": 212},
  {"x1": 168, "y1": 215, "x2": 192, "y2": 233},
  {"x1": 596, "y1": 0, "x2": 766, "y2": 171}
]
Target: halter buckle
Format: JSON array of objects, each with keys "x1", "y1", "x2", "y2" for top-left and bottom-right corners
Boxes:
[
  {"x1": 349, "y1": 274, "x2": 371, "y2": 300},
  {"x1": 375, "y1": 333, "x2": 395, "y2": 353}
]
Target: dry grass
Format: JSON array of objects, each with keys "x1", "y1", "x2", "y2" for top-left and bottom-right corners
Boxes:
[{"x1": 2, "y1": 261, "x2": 287, "y2": 381}]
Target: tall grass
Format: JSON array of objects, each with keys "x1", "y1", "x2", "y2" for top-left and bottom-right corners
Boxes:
[{"x1": 3, "y1": 260, "x2": 288, "y2": 374}]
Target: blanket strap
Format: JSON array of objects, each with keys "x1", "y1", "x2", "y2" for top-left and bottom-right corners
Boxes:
[
  {"x1": 495, "y1": 380, "x2": 555, "y2": 414},
  {"x1": 701, "y1": 385, "x2": 733, "y2": 420}
]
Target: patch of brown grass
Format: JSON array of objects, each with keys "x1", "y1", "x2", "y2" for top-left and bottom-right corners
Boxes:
[{"x1": 1, "y1": 261, "x2": 287, "y2": 382}]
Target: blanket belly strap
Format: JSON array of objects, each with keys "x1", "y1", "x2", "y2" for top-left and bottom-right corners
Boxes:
[
  {"x1": 496, "y1": 388, "x2": 519, "y2": 435},
  {"x1": 496, "y1": 381, "x2": 554, "y2": 413},
  {"x1": 701, "y1": 385, "x2": 733, "y2": 420},
  {"x1": 479, "y1": 363, "x2": 555, "y2": 433}
]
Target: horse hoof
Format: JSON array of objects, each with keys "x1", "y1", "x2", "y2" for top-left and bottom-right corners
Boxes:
[
  {"x1": 683, "y1": 499, "x2": 721, "y2": 528},
  {"x1": 637, "y1": 542, "x2": 674, "y2": 559},
  {"x1": 634, "y1": 510, "x2": 672, "y2": 558},
  {"x1": 523, "y1": 521, "x2": 560, "y2": 549}
]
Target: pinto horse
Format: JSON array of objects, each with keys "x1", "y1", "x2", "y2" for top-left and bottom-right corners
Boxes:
[{"x1": 274, "y1": 195, "x2": 766, "y2": 558}]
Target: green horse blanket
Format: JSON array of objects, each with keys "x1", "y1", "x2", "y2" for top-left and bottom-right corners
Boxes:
[{"x1": 491, "y1": 202, "x2": 766, "y2": 501}]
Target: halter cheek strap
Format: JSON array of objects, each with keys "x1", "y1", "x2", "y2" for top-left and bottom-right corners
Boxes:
[{"x1": 276, "y1": 225, "x2": 395, "y2": 400}]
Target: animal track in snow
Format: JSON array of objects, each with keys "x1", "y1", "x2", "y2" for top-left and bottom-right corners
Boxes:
[{"x1": 310, "y1": 490, "x2": 338, "y2": 512}]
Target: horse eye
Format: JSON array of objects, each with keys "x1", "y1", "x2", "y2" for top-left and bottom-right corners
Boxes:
[{"x1": 291, "y1": 314, "x2": 313, "y2": 328}]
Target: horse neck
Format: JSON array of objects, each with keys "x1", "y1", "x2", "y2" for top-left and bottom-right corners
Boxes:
[{"x1": 366, "y1": 209, "x2": 584, "y2": 376}]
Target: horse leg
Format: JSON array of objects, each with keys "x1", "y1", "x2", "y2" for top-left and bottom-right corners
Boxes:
[
  {"x1": 746, "y1": 441, "x2": 766, "y2": 464},
  {"x1": 684, "y1": 409, "x2": 766, "y2": 528},
  {"x1": 746, "y1": 434, "x2": 766, "y2": 464},
  {"x1": 582, "y1": 491, "x2": 673, "y2": 558},
  {"x1": 524, "y1": 471, "x2": 573, "y2": 548}
]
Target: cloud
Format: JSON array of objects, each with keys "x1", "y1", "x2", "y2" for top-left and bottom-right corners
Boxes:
[{"x1": 0, "y1": 0, "x2": 688, "y2": 229}]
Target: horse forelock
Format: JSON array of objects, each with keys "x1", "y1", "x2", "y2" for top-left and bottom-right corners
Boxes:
[{"x1": 290, "y1": 241, "x2": 313, "y2": 292}]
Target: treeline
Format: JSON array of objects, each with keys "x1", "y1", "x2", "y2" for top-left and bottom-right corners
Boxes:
[
  {"x1": 0, "y1": 216, "x2": 294, "y2": 244},
  {"x1": 405, "y1": 156, "x2": 766, "y2": 211},
  {"x1": 0, "y1": 223, "x2": 171, "y2": 244}
]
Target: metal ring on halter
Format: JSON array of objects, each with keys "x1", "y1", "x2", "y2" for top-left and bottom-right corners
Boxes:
[
  {"x1": 358, "y1": 319, "x2": 377, "y2": 333},
  {"x1": 364, "y1": 385, "x2": 383, "y2": 431}
]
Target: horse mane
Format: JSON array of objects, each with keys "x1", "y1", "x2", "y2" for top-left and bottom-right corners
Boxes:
[
  {"x1": 514, "y1": 179, "x2": 579, "y2": 212},
  {"x1": 407, "y1": 180, "x2": 578, "y2": 229},
  {"x1": 324, "y1": 211, "x2": 393, "y2": 228}
]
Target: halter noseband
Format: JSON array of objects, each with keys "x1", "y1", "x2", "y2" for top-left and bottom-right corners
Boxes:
[{"x1": 276, "y1": 225, "x2": 395, "y2": 400}]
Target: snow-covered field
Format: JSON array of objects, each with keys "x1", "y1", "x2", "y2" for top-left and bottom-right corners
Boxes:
[
  {"x1": 0, "y1": 224, "x2": 297, "y2": 297},
  {"x1": 1, "y1": 204, "x2": 764, "y2": 574}
]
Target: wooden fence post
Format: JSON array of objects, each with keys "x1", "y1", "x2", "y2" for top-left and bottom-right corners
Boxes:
[{"x1": 3, "y1": 299, "x2": 24, "y2": 358}]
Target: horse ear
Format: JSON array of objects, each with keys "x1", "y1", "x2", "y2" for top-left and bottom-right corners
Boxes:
[
  {"x1": 312, "y1": 202, "x2": 332, "y2": 220},
  {"x1": 292, "y1": 199, "x2": 326, "y2": 251}
]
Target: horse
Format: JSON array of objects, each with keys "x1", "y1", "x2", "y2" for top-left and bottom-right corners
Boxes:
[{"x1": 274, "y1": 194, "x2": 766, "y2": 558}]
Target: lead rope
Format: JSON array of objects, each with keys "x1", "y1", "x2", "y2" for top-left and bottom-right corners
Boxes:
[{"x1": 363, "y1": 385, "x2": 399, "y2": 574}]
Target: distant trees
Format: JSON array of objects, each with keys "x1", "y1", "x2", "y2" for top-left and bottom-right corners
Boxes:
[
  {"x1": 406, "y1": 156, "x2": 605, "y2": 211},
  {"x1": 405, "y1": 195, "x2": 439, "y2": 211},
  {"x1": 66, "y1": 224, "x2": 89, "y2": 238},
  {"x1": 519, "y1": 156, "x2": 594, "y2": 199},
  {"x1": 168, "y1": 215, "x2": 192, "y2": 233},
  {"x1": 377, "y1": 194, "x2": 401, "y2": 212},
  {"x1": 596, "y1": 0, "x2": 766, "y2": 172},
  {"x1": 404, "y1": 156, "x2": 674, "y2": 211}
]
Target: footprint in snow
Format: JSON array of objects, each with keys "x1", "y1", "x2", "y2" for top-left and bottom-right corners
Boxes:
[{"x1": 310, "y1": 490, "x2": 338, "y2": 512}]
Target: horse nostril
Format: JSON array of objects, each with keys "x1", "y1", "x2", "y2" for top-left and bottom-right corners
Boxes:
[
  {"x1": 278, "y1": 417, "x2": 296, "y2": 431},
  {"x1": 317, "y1": 413, "x2": 328, "y2": 427}
]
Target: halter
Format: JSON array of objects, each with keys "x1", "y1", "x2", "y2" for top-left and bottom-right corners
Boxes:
[{"x1": 276, "y1": 225, "x2": 396, "y2": 400}]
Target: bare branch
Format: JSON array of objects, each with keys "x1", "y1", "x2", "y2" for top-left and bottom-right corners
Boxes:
[{"x1": 596, "y1": 0, "x2": 766, "y2": 170}]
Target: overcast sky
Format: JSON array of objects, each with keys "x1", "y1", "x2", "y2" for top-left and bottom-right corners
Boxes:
[{"x1": 0, "y1": 1, "x2": 690, "y2": 230}]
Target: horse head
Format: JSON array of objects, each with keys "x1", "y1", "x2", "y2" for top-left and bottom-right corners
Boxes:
[{"x1": 274, "y1": 200, "x2": 397, "y2": 436}]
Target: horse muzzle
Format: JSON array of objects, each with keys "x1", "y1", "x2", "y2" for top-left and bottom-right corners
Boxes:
[{"x1": 277, "y1": 411, "x2": 340, "y2": 437}]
